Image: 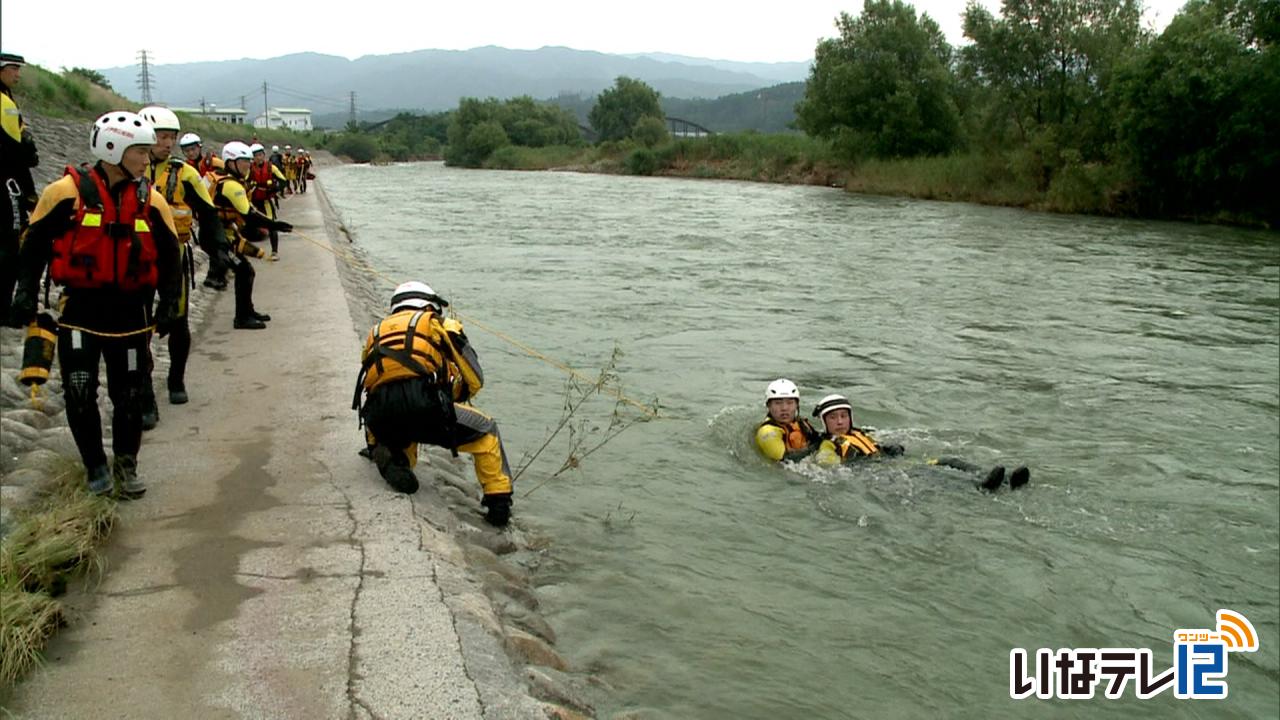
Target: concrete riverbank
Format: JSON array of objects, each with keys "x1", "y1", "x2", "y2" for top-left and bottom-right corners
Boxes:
[{"x1": 1, "y1": 180, "x2": 568, "y2": 718}]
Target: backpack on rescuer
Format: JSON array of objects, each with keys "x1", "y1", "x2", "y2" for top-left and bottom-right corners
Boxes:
[{"x1": 49, "y1": 165, "x2": 159, "y2": 292}]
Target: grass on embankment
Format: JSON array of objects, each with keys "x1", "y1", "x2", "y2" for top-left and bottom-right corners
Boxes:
[
  {"x1": 479, "y1": 131, "x2": 1137, "y2": 217},
  {"x1": 0, "y1": 462, "x2": 117, "y2": 688},
  {"x1": 15, "y1": 63, "x2": 320, "y2": 148}
]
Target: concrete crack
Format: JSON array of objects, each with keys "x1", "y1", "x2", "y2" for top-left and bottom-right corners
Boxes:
[
  {"x1": 98, "y1": 583, "x2": 182, "y2": 598},
  {"x1": 319, "y1": 460, "x2": 383, "y2": 720},
  {"x1": 410, "y1": 495, "x2": 484, "y2": 705}
]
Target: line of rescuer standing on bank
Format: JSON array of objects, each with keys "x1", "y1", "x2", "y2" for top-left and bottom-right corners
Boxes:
[
  {"x1": 2, "y1": 86, "x2": 517, "y2": 525},
  {"x1": 3, "y1": 102, "x2": 294, "y2": 498}
]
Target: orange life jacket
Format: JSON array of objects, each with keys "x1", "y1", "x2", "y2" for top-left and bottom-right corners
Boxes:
[
  {"x1": 249, "y1": 161, "x2": 276, "y2": 202},
  {"x1": 758, "y1": 417, "x2": 820, "y2": 451},
  {"x1": 49, "y1": 166, "x2": 159, "y2": 292}
]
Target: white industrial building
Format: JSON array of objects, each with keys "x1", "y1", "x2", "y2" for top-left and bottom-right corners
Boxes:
[
  {"x1": 169, "y1": 106, "x2": 249, "y2": 125},
  {"x1": 253, "y1": 107, "x2": 313, "y2": 131}
]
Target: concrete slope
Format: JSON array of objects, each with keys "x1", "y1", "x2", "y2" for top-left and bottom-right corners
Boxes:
[{"x1": 5, "y1": 186, "x2": 528, "y2": 719}]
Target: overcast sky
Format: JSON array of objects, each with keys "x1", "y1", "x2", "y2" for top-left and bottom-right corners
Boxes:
[{"x1": 4, "y1": 0, "x2": 1189, "y2": 70}]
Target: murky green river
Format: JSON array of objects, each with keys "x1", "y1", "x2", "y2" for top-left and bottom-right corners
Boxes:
[{"x1": 320, "y1": 162, "x2": 1278, "y2": 719}]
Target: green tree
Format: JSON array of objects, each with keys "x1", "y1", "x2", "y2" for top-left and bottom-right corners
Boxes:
[
  {"x1": 795, "y1": 0, "x2": 960, "y2": 159},
  {"x1": 1113, "y1": 0, "x2": 1279, "y2": 220},
  {"x1": 445, "y1": 96, "x2": 581, "y2": 166},
  {"x1": 631, "y1": 115, "x2": 669, "y2": 147},
  {"x1": 960, "y1": 0, "x2": 1142, "y2": 145},
  {"x1": 330, "y1": 133, "x2": 378, "y2": 163},
  {"x1": 589, "y1": 77, "x2": 663, "y2": 143},
  {"x1": 63, "y1": 67, "x2": 112, "y2": 90}
]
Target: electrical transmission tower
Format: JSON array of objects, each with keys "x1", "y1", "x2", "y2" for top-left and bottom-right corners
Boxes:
[
  {"x1": 348, "y1": 91, "x2": 357, "y2": 128},
  {"x1": 137, "y1": 50, "x2": 155, "y2": 104}
]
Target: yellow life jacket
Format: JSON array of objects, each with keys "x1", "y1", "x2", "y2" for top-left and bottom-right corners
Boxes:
[
  {"x1": 352, "y1": 309, "x2": 485, "y2": 413},
  {"x1": 359, "y1": 309, "x2": 450, "y2": 390},
  {"x1": 157, "y1": 158, "x2": 194, "y2": 241},
  {"x1": 209, "y1": 172, "x2": 264, "y2": 256},
  {"x1": 826, "y1": 430, "x2": 881, "y2": 460},
  {"x1": 209, "y1": 172, "x2": 244, "y2": 231}
]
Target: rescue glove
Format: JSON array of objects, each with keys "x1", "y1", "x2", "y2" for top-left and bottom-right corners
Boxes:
[
  {"x1": 154, "y1": 299, "x2": 180, "y2": 338},
  {"x1": 6, "y1": 292, "x2": 36, "y2": 328},
  {"x1": 880, "y1": 444, "x2": 905, "y2": 457},
  {"x1": 273, "y1": 220, "x2": 294, "y2": 233},
  {"x1": 481, "y1": 493, "x2": 512, "y2": 527}
]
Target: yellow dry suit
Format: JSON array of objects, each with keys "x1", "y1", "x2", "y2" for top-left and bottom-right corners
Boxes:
[
  {"x1": 354, "y1": 308, "x2": 511, "y2": 496},
  {"x1": 209, "y1": 172, "x2": 266, "y2": 259},
  {"x1": 814, "y1": 430, "x2": 882, "y2": 466},
  {"x1": 150, "y1": 158, "x2": 219, "y2": 315},
  {"x1": 755, "y1": 417, "x2": 820, "y2": 462}
]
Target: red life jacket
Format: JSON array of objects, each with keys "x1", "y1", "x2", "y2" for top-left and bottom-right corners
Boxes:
[
  {"x1": 49, "y1": 166, "x2": 159, "y2": 292},
  {"x1": 249, "y1": 161, "x2": 275, "y2": 202}
]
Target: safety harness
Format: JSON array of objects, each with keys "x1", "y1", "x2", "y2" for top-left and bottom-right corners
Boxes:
[{"x1": 352, "y1": 310, "x2": 460, "y2": 455}]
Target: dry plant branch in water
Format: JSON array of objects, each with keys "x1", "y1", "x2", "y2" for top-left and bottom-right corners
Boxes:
[{"x1": 515, "y1": 346, "x2": 658, "y2": 496}]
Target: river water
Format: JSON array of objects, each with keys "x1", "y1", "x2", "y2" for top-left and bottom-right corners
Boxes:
[{"x1": 319, "y1": 162, "x2": 1278, "y2": 719}]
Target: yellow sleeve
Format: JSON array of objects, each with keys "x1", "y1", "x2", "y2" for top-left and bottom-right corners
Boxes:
[
  {"x1": 755, "y1": 424, "x2": 786, "y2": 462},
  {"x1": 148, "y1": 189, "x2": 180, "y2": 238},
  {"x1": 272, "y1": 166, "x2": 287, "y2": 182},
  {"x1": 183, "y1": 164, "x2": 217, "y2": 206},
  {"x1": 1, "y1": 93, "x2": 22, "y2": 143},
  {"x1": 26, "y1": 176, "x2": 78, "y2": 227},
  {"x1": 436, "y1": 321, "x2": 483, "y2": 400},
  {"x1": 219, "y1": 179, "x2": 253, "y2": 215},
  {"x1": 814, "y1": 440, "x2": 840, "y2": 466}
]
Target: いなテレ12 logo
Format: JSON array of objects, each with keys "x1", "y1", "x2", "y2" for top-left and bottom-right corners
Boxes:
[{"x1": 1010, "y1": 608, "x2": 1259, "y2": 700}]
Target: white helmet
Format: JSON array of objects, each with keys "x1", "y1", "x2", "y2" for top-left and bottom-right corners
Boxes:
[
  {"x1": 284, "y1": 145, "x2": 292, "y2": 151},
  {"x1": 297, "y1": 147, "x2": 305, "y2": 153},
  {"x1": 178, "y1": 132, "x2": 202, "y2": 147},
  {"x1": 271, "y1": 145, "x2": 280, "y2": 152},
  {"x1": 249, "y1": 142, "x2": 266, "y2": 154},
  {"x1": 138, "y1": 105, "x2": 180, "y2": 132},
  {"x1": 90, "y1": 111, "x2": 157, "y2": 165},
  {"x1": 221, "y1": 141, "x2": 253, "y2": 161},
  {"x1": 390, "y1": 281, "x2": 448, "y2": 313},
  {"x1": 765, "y1": 378, "x2": 800, "y2": 404},
  {"x1": 812, "y1": 394, "x2": 853, "y2": 420}
]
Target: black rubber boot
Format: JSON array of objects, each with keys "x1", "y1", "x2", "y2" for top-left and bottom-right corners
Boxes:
[
  {"x1": 481, "y1": 493, "x2": 512, "y2": 527},
  {"x1": 113, "y1": 455, "x2": 145, "y2": 499},
  {"x1": 141, "y1": 383, "x2": 160, "y2": 431},
  {"x1": 372, "y1": 445, "x2": 419, "y2": 494},
  {"x1": 979, "y1": 465, "x2": 1006, "y2": 492},
  {"x1": 234, "y1": 317, "x2": 267, "y2": 330},
  {"x1": 86, "y1": 464, "x2": 113, "y2": 496}
]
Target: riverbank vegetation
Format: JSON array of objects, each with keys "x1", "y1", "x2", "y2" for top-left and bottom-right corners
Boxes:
[
  {"x1": 14, "y1": 63, "x2": 320, "y2": 149},
  {"x1": 323, "y1": 0, "x2": 1276, "y2": 226},
  {"x1": 0, "y1": 464, "x2": 116, "y2": 688}
]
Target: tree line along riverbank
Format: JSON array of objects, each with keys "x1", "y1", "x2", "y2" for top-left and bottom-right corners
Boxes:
[{"x1": 322, "y1": 0, "x2": 1276, "y2": 228}]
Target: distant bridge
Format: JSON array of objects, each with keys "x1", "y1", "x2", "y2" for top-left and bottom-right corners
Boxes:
[
  {"x1": 575, "y1": 117, "x2": 714, "y2": 141},
  {"x1": 362, "y1": 114, "x2": 713, "y2": 142},
  {"x1": 665, "y1": 117, "x2": 714, "y2": 138}
]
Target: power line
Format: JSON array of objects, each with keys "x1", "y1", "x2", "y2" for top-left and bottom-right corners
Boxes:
[{"x1": 269, "y1": 83, "x2": 351, "y2": 108}]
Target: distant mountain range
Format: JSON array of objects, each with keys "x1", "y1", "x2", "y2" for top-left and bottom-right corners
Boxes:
[{"x1": 99, "y1": 46, "x2": 811, "y2": 124}]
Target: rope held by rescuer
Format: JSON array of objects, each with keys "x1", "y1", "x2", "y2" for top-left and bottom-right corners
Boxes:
[{"x1": 291, "y1": 228, "x2": 660, "y2": 418}]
